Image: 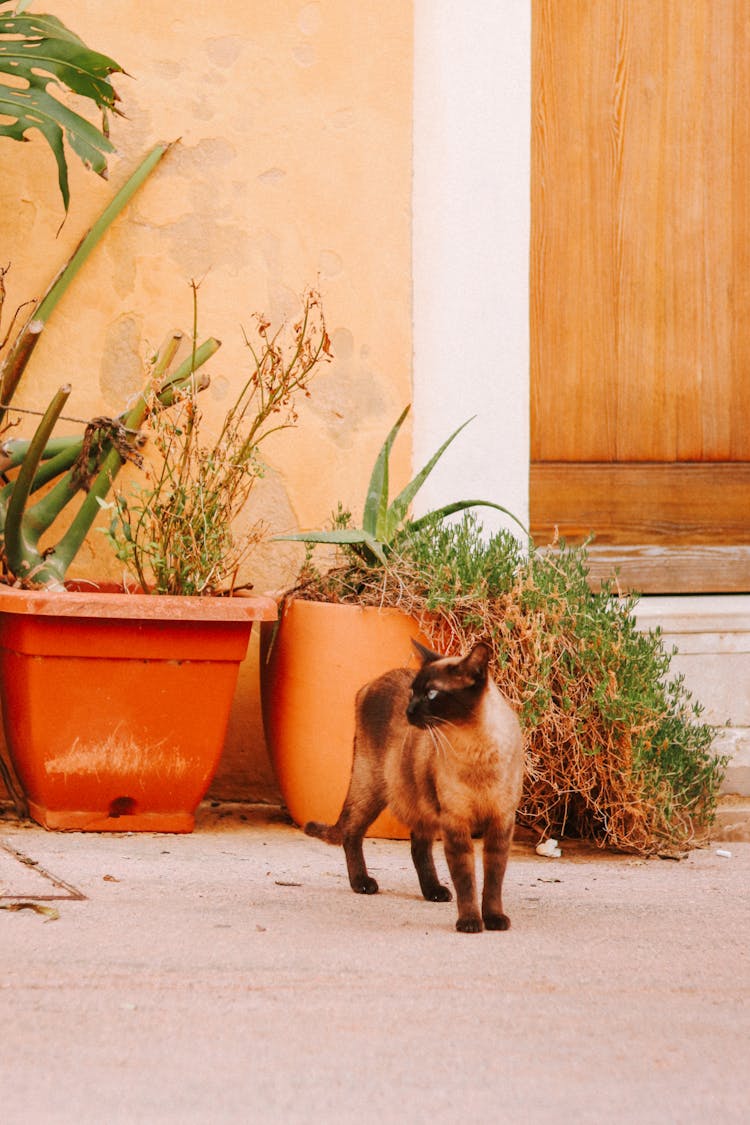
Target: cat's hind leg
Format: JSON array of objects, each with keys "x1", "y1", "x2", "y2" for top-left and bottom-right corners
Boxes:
[
  {"x1": 305, "y1": 803, "x2": 384, "y2": 894},
  {"x1": 342, "y1": 834, "x2": 378, "y2": 894},
  {"x1": 338, "y1": 783, "x2": 388, "y2": 894},
  {"x1": 305, "y1": 812, "x2": 381, "y2": 894},
  {"x1": 411, "y1": 834, "x2": 452, "y2": 902},
  {"x1": 305, "y1": 739, "x2": 388, "y2": 894}
]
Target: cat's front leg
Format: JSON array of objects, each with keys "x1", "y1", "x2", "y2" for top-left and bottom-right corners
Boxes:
[
  {"x1": 411, "y1": 834, "x2": 452, "y2": 902},
  {"x1": 481, "y1": 819, "x2": 514, "y2": 930},
  {"x1": 442, "y1": 826, "x2": 482, "y2": 932}
]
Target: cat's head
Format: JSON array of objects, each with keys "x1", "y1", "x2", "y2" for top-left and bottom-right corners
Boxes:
[{"x1": 405, "y1": 641, "x2": 491, "y2": 729}]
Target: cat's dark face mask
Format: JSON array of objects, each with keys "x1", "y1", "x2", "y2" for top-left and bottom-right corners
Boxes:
[
  {"x1": 405, "y1": 666, "x2": 486, "y2": 730},
  {"x1": 405, "y1": 687, "x2": 434, "y2": 728},
  {"x1": 405, "y1": 642, "x2": 491, "y2": 729}
]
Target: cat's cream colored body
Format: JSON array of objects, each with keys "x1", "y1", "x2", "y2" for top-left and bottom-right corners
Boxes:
[{"x1": 384, "y1": 676, "x2": 524, "y2": 839}]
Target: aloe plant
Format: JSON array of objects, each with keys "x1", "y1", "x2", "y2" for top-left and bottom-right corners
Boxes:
[
  {"x1": 0, "y1": 1, "x2": 123, "y2": 213},
  {"x1": 279, "y1": 405, "x2": 528, "y2": 565}
]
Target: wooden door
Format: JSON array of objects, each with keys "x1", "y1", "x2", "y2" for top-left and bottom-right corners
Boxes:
[{"x1": 530, "y1": 0, "x2": 750, "y2": 592}]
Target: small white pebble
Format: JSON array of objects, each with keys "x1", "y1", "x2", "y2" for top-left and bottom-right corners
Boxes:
[
  {"x1": 536, "y1": 838, "x2": 562, "y2": 858},
  {"x1": 715, "y1": 849, "x2": 732, "y2": 859}
]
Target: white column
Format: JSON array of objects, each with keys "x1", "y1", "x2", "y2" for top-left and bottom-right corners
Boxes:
[{"x1": 412, "y1": 0, "x2": 531, "y2": 535}]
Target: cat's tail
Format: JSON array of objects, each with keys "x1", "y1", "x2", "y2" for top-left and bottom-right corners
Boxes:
[{"x1": 304, "y1": 820, "x2": 343, "y2": 845}]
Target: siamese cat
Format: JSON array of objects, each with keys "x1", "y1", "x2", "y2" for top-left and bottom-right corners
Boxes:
[{"x1": 305, "y1": 640, "x2": 524, "y2": 933}]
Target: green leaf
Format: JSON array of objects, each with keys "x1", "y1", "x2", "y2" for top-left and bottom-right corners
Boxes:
[
  {"x1": 407, "y1": 500, "x2": 530, "y2": 539},
  {"x1": 385, "y1": 416, "x2": 474, "y2": 541},
  {"x1": 362, "y1": 405, "x2": 410, "y2": 539},
  {"x1": 0, "y1": 10, "x2": 123, "y2": 210},
  {"x1": 3, "y1": 383, "x2": 71, "y2": 582},
  {"x1": 276, "y1": 528, "x2": 388, "y2": 565}
]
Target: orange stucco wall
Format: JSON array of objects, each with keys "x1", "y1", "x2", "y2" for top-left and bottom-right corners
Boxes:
[{"x1": 0, "y1": 1, "x2": 414, "y2": 801}]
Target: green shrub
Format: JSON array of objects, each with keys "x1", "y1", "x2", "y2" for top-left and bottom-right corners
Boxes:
[{"x1": 296, "y1": 512, "x2": 725, "y2": 854}]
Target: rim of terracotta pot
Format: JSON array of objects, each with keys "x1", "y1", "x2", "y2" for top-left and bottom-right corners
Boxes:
[
  {"x1": 0, "y1": 581, "x2": 278, "y2": 622},
  {"x1": 278, "y1": 597, "x2": 419, "y2": 619}
]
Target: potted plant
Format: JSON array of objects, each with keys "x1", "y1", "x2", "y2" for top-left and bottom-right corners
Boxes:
[
  {"x1": 260, "y1": 407, "x2": 523, "y2": 838},
  {"x1": 262, "y1": 407, "x2": 725, "y2": 855},
  {"x1": 0, "y1": 129, "x2": 331, "y2": 829},
  {"x1": 0, "y1": 285, "x2": 330, "y2": 831}
]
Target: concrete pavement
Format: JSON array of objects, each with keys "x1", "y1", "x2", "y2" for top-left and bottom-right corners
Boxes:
[{"x1": 1, "y1": 803, "x2": 748, "y2": 1125}]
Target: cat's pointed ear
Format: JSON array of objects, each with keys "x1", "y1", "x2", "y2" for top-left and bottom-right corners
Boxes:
[
  {"x1": 412, "y1": 639, "x2": 442, "y2": 665},
  {"x1": 464, "y1": 642, "x2": 491, "y2": 681}
]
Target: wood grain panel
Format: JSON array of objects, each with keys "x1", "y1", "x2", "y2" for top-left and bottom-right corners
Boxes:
[
  {"x1": 531, "y1": 1, "x2": 750, "y2": 592},
  {"x1": 576, "y1": 546, "x2": 750, "y2": 595},
  {"x1": 730, "y1": 1, "x2": 750, "y2": 459},
  {"x1": 530, "y1": 463, "x2": 750, "y2": 545},
  {"x1": 531, "y1": 0, "x2": 750, "y2": 464},
  {"x1": 531, "y1": 0, "x2": 617, "y2": 461}
]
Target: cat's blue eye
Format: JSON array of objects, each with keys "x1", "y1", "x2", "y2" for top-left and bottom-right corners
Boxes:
[{"x1": 426, "y1": 688, "x2": 439, "y2": 701}]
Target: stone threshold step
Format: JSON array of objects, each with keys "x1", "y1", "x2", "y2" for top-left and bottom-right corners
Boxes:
[{"x1": 713, "y1": 798, "x2": 750, "y2": 843}]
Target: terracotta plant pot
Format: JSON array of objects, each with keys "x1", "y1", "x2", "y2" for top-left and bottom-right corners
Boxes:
[
  {"x1": 261, "y1": 598, "x2": 430, "y2": 839},
  {"x1": 0, "y1": 583, "x2": 276, "y2": 832}
]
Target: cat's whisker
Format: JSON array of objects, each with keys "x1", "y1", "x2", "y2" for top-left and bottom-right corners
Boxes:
[
  {"x1": 428, "y1": 723, "x2": 455, "y2": 759},
  {"x1": 425, "y1": 725, "x2": 443, "y2": 759},
  {"x1": 425, "y1": 714, "x2": 457, "y2": 739},
  {"x1": 430, "y1": 715, "x2": 460, "y2": 732}
]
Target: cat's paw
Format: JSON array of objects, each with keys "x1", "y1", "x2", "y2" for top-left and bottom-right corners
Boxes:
[
  {"x1": 425, "y1": 884, "x2": 452, "y2": 903},
  {"x1": 353, "y1": 876, "x2": 379, "y2": 895},
  {"x1": 483, "y1": 912, "x2": 511, "y2": 931},
  {"x1": 456, "y1": 914, "x2": 483, "y2": 933}
]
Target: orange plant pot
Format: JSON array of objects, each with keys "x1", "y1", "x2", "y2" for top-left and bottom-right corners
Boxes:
[
  {"x1": 0, "y1": 584, "x2": 276, "y2": 833},
  {"x1": 261, "y1": 599, "x2": 430, "y2": 839}
]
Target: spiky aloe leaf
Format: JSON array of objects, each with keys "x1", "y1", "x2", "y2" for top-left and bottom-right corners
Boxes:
[
  {"x1": 279, "y1": 528, "x2": 387, "y2": 565},
  {"x1": 275, "y1": 406, "x2": 529, "y2": 574},
  {"x1": 362, "y1": 404, "x2": 410, "y2": 539},
  {"x1": 407, "y1": 500, "x2": 529, "y2": 539},
  {"x1": 385, "y1": 415, "x2": 475, "y2": 542},
  {"x1": 0, "y1": 6, "x2": 124, "y2": 211}
]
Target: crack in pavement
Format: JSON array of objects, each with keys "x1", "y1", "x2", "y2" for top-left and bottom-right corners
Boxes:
[{"x1": 0, "y1": 839, "x2": 86, "y2": 902}]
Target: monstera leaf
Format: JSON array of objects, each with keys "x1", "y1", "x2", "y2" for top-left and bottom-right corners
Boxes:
[{"x1": 0, "y1": 3, "x2": 123, "y2": 210}]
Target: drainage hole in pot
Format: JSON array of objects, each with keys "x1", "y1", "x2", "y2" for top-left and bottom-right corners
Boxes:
[{"x1": 109, "y1": 796, "x2": 138, "y2": 818}]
